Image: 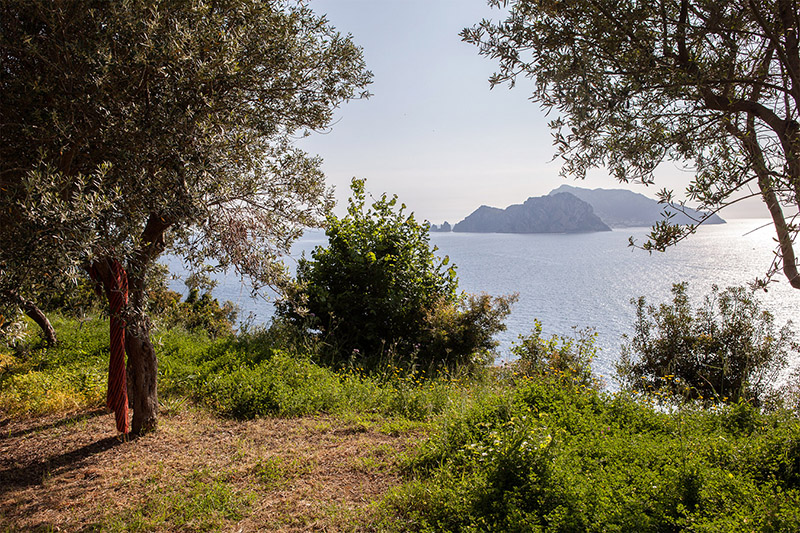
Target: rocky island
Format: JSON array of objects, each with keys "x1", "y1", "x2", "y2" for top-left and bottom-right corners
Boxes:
[
  {"x1": 453, "y1": 192, "x2": 611, "y2": 233},
  {"x1": 429, "y1": 221, "x2": 452, "y2": 232}
]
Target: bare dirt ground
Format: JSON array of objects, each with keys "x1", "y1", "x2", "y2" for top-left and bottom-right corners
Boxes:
[{"x1": 0, "y1": 407, "x2": 413, "y2": 532}]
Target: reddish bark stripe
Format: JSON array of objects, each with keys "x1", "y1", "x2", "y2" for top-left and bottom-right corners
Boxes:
[{"x1": 90, "y1": 259, "x2": 129, "y2": 434}]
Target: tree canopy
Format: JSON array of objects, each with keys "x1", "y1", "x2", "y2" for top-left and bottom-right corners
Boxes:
[
  {"x1": 0, "y1": 0, "x2": 371, "y2": 432},
  {"x1": 1, "y1": 0, "x2": 371, "y2": 293},
  {"x1": 463, "y1": 0, "x2": 800, "y2": 289}
]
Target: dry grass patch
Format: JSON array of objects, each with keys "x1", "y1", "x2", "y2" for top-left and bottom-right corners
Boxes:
[{"x1": 0, "y1": 406, "x2": 414, "y2": 532}]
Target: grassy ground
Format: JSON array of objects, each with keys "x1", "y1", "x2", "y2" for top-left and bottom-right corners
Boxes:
[
  {"x1": 3, "y1": 316, "x2": 800, "y2": 532},
  {"x1": 1, "y1": 406, "x2": 413, "y2": 532},
  {"x1": 0, "y1": 315, "x2": 471, "y2": 531}
]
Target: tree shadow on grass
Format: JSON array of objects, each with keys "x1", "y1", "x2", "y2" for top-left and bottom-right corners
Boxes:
[
  {"x1": 0, "y1": 408, "x2": 107, "y2": 441},
  {"x1": 0, "y1": 432, "x2": 130, "y2": 495}
]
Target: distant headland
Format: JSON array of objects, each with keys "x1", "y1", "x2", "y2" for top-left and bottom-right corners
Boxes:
[
  {"x1": 548, "y1": 185, "x2": 725, "y2": 228},
  {"x1": 433, "y1": 185, "x2": 725, "y2": 234}
]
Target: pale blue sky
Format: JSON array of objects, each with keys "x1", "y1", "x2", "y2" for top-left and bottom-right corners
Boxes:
[{"x1": 300, "y1": 0, "x2": 764, "y2": 223}]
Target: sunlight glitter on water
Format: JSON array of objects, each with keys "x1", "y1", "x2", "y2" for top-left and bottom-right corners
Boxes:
[{"x1": 163, "y1": 219, "x2": 800, "y2": 383}]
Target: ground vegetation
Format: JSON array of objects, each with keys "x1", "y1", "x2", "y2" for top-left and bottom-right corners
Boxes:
[{"x1": 2, "y1": 314, "x2": 799, "y2": 531}]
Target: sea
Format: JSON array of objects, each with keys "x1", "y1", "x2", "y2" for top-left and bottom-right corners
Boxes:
[{"x1": 165, "y1": 218, "x2": 800, "y2": 384}]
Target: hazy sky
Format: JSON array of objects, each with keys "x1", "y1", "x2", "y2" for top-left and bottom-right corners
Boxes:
[{"x1": 300, "y1": 0, "x2": 765, "y2": 223}]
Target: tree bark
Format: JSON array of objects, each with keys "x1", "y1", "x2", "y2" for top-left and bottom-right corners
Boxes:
[
  {"x1": 122, "y1": 212, "x2": 173, "y2": 435},
  {"x1": 91, "y1": 256, "x2": 160, "y2": 435},
  {"x1": 3, "y1": 290, "x2": 57, "y2": 345},
  {"x1": 124, "y1": 318, "x2": 159, "y2": 434},
  {"x1": 21, "y1": 298, "x2": 57, "y2": 346}
]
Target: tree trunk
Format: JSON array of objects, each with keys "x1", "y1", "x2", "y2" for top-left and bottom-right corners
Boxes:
[
  {"x1": 21, "y1": 298, "x2": 57, "y2": 346},
  {"x1": 91, "y1": 257, "x2": 160, "y2": 435},
  {"x1": 122, "y1": 212, "x2": 172, "y2": 435},
  {"x1": 4, "y1": 290, "x2": 57, "y2": 345},
  {"x1": 88, "y1": 259, "x2": 130, "y2": 434},
  {"x1": 125, "y1": 318, "x2": 159, "y2": 434}
]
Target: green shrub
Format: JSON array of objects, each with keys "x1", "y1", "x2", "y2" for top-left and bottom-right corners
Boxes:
[
  {"x1": 278, "y1": 178, "x2": 513, "y2": 373},
  {"x1": 419, "y1": 292, "x2": 517, "y2": 372},
  {"x1": 616, "y1": 283, "x2": 795, "y2": 406},
  {"x1": 510, "y1": 320, "x2": 599, "y2": 388},
  {"x1": 150, "y1": 286, "x2": 238, "y2": 339}
]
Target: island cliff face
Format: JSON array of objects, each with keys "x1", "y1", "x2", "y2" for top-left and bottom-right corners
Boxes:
[
  {"x1": 453, "y1": 192, "x2": 611, "y2": 233},
  {"x1": 549, "y1": 184, "x2": 725, "y2": 227}
]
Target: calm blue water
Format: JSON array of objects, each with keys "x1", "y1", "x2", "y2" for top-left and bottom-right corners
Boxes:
[{"x1": 165, "y1": 219, "x2": 800, "y2": 383}]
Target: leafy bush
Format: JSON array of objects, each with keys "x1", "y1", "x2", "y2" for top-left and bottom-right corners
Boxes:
[
  {"x1": 156, "y1": 288, "x2": 238, "y2": 339},
  {"x1": 510, "y1": 320, "x2": 599, "y2": 388},
  {"x1": 616, "y1": 283, "x2": 796, "y2": 406},
  {"x1": 420, "y1": 292, "x2": 517, "y2": 371},
  {"x1": 278, "y1": 178, "x2": 513, "y2": 372}
]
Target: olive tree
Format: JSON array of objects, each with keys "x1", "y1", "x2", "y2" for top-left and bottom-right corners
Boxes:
[
  {"x1": 0, "y1": 165, "x2": 115, "y2": 346},
  {"x1": 464, "y1": 0, "x2": 800, "y2": 288},
  {"x1": 0, "y1": 0, "x2": 371, "y2": 433}
]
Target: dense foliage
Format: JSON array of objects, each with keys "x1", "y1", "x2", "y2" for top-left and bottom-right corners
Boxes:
[
  {"x1": 616, "y1": 283, "x2": 796, "y2": 405},
  {"x1": 511, "y1": 320, "x2": 599, "y2": 388},
  {"x1": 0, "y1": 0, "x2": 371, "y2": 432},
  {"x1": 279, "y1": 179, "x2": 514, "y2": 372},
  {"x1": 464, "y1": 0, "x2": 800, "y2": 289}
]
